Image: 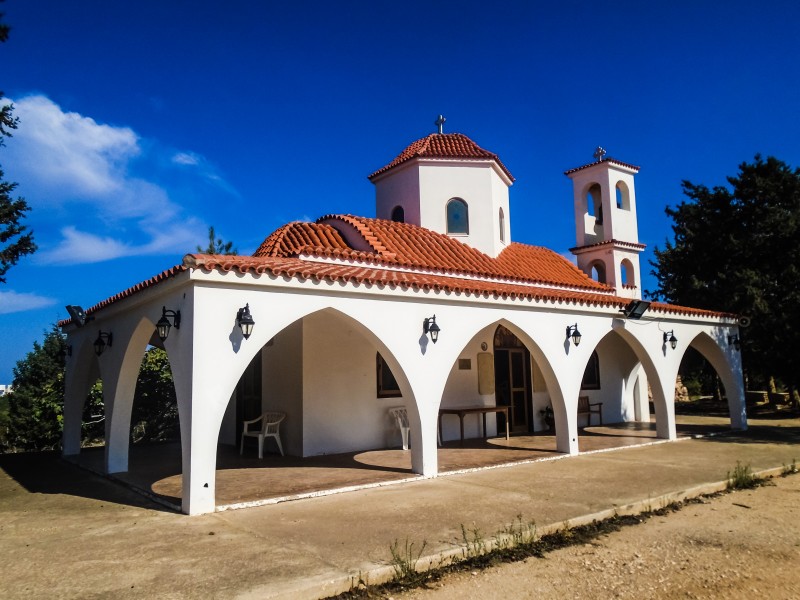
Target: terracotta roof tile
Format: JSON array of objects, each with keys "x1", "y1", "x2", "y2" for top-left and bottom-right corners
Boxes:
[
  {"x1": 570, "y1": 239, "x2": 647, "y2": 253},
  {"x1": 267, "y1": 215, "x2": 611, "y2": 293},
  {"x1": 564, "y1": 158, "x2": 640, "y2": 176},
  {"x1": 253, "y1": 221, "x2": 352, "y2": 257},
  {"x1": 63, "y1": 253, "x2": 734, "y2": 324},
  {"x1": 368, "y1": 133, "x2": 514, "y2": 182},
  {"x1": 58, "y1": 264, "x2": 187, "y2": 327},
  {"x1": 183, "y1": 254, "x2": 735, "y2": 319}
]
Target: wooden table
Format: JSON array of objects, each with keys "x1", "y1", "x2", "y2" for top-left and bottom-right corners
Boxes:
[{"x1": 438, "y1": 406, "x2": 509, "y2": 445}]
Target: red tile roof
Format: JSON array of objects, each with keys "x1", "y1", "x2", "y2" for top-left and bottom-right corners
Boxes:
[
  {"x1": 368, "y1": 133, "x2": 514, "y2": 182},
  {"x1": 59, "y1": 248, "x2": 734, "y2": 326},
  {"x1": 181, "y1": 253, "x2": 734, "y2": 319},
  {"x1": 254, "y1": 221, "x2": 352, "y2": 257},
  {"x1": 570, "y1": 239, "x2": 647, "y2": 253},
  {"x1": 255, "y1": 215, "x2": 609, "y2": 292},
  {"x1": 564, "y1": 158, "x2": 640, "y2": 176},
  {"x1": 57, "y1": 264, "x2": 187, "y2": 327}
]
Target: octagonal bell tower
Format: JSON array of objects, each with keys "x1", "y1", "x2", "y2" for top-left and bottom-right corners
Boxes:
[{"x1": 565, "y1": 148, "x2": 645, "y2": 299}]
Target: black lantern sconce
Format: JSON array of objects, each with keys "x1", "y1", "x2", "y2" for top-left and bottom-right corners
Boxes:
[
  {"x1": 236, "y1": 304, "x2": 256, "y2": 340},
  {"x1": 565, "y1": 323, "x2": 582, "y2": 347},
  {"x1": 423, "y1": 315, "x2": 440, "y2": 344},
  {"x1": 728, "y1": 334, "x2": 741, "y2": 351},
  {"x1": 156, "y1": 306, "x2": 181, "y2": 342},
  {"x1": 663, "y1": 330, "x2": 678, "y2": 350},
  {"x1": 94, "y1": 331, "x2": 113, "y2": 356}
]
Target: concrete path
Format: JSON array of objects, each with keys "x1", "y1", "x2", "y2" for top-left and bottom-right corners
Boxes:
[{"x1": 1, "y1": 417, "x2": 798, "y2": 600}]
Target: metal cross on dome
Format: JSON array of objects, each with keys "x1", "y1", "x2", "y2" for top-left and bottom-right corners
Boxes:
[
  {"x1": 593, "y1": 146, "x2": 607, "y2": 161},
  {"x1": 435, "y1": 114, "x2": 446, "y2": 134}
]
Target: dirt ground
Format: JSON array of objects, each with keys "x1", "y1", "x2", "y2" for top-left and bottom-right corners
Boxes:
[{"x1": 396, "y1": 472, "x2": 800, "y2": 600}]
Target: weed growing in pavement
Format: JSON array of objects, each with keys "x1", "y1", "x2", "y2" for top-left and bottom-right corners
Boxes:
[
  {"x1": 726, "y1": 461, "x2": 761, "y2": 490},
  {"x1": 496, "y1": 514, "x2": 537, "y2": 549},
  {"x1": 782, "y1": 459, "x2": 798, "y2": 476},
  {"x1": 388, "y1": 538, "x2": 428, "y2": 585},
  {"x1": 459, "y1": 524, "x2": 487, "y2": 559}
]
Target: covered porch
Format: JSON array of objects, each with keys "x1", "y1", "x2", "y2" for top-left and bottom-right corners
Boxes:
[{"x1": 66, "y1": 416, "x2": 731, "y2": 512}]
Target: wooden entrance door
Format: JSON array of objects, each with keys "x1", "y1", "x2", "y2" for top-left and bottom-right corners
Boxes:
[
  {"x1": 493, "y1": 346, "x2": 532, "y2": 433},
  {"x1": 506, "y1": 349, "x2": 529, "y2": 432}
]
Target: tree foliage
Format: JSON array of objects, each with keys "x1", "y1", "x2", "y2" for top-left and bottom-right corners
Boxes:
[
  {"x1": 2, "y1": 330, "x2": 179, "y2": 452},
  {"x1": 130, "y1": 347, "x2": 179, "y2": 443},
  {"x1": 649, "y1": 155, "x2": 800, "y2": 393},
  {"x1": 197, "y1": 225, "x2": 237, "y2": 255},
  {"x1": 0, "y1": 7, "x2": 36, "y2": 283},
  {"x1": 4, "y1": 326, "x2": 69, "y2": 451}
]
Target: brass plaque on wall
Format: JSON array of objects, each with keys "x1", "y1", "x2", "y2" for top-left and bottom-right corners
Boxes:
[{"x1": 477, "y1": 352, "x2": 495, "y2": 395}]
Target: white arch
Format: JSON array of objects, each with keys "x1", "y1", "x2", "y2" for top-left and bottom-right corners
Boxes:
[{"x1": 683, "y1": 330, "x2": 746, "y2": 429}]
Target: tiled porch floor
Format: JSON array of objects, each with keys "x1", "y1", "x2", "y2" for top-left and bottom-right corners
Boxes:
[{"x1": 68, "y1": 416, "x2": 731, "y2": 510}]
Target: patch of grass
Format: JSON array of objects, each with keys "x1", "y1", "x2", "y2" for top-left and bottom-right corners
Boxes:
[
  {"x1": 726, "y1": 461, "x2": 761, "y2": 490},
  {"x1": 781, "y1": 459, "x2": 798, "y2": 476}
]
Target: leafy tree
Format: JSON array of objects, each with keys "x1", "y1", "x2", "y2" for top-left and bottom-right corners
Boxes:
[
  {"x1": 4, "y1": 326, "x2": 69, "y2": 451},
  {"x1": 197, "y1": 225, "x2": 237, "y2": 255},
  {"x1": 649, "y1": 155, "x2": 800, "y2": 402},
  {"x1": 130, "y1": 347, "x2": 179, "y2": 443},
  {"x1": 0, "y1": 7, "x2": 36, "y2": 283},
  {"x1": 2, "y1": 331, "x2": 181, "y2": 452}
]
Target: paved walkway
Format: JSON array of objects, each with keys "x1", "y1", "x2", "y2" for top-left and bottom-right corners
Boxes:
[
  {"x1": 68, "y1": 417, "x2": 730, "y2": 510},
  {"x1": 1, "y1": 414, "x2": 798, "y2": 599}
]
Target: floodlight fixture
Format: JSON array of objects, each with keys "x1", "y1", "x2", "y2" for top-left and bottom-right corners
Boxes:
[
  {"x1": 620, "y1": 300, "x2": 651, "y2": 320},
  {"x1": 65, "y1": 305, "x2": 93, "y2": 327}
]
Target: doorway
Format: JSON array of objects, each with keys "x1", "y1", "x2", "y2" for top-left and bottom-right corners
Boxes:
[
  {"x1": 235, "y1": 349, "x2": 263, "y2": 446},
  {"x1": 493, "y1": 326, "x2": 533, "y2": 433}
]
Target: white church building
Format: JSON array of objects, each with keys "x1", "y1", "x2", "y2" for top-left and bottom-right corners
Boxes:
[{"x1": 60, "y1": 124, "x2": 745, "y2": 515}]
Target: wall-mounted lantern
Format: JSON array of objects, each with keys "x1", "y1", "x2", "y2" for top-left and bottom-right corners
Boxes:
[
  {"x1": 423, "y1": 315, "x2": 440, "y2": 344},
  {"x1": 156, "y1": 306, "x2": 181, "y2": 341},
  {"x1": 236, "y1": 304, "x2": 255, "y2": 340},
  {"x1": 728, "y1": 334, "x2": 741, "y2": 351},
  {"x1": 663, "y1": 330, "x2": 678, "y2": 350},
  {"x1": 94, "y1": 331, "x2": 113, "y2": 356},
  {"x1": 566, "y1": 323, "x2": 582, "y2": 347}
]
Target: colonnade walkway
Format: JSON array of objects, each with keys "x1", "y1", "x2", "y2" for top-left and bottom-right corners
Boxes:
[{"x1": 69, "y1": 415, "x2": 733, "y2": 511}]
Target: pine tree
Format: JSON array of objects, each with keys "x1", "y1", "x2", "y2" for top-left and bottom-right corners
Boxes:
[
  {"x1": 0, "y1": 8, "x2": 36, "y2": 283},
  {"x1": 650, "y1": 155, "x2": 800, "y2": 402}
]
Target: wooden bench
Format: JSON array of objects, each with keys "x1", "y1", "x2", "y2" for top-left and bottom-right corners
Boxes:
[{"x1": 578, "y1": 396, "x2": 603, "y2": 426}]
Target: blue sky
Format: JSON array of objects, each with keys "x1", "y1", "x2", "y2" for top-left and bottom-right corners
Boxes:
[{"x1": 1, "y1": 0, "x2": 798, "y2": 382}]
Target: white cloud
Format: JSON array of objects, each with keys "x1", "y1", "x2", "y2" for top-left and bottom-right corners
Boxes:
[
  {"x1": 172, "y1": 151, "x2": 200, "y2": 166},
  {"x1": 39, "y1": 220, "x2": 207, "y2": 265},
  {"x1": 2, "y1": 94, "x2": 232, "y2": 264},
  {"x1": 0, "y1": 290, "x2": 57, "y2": 315},
  {"x1": 6, "y1": 95, "x2": 139, "y2": 201},
  {"x1": 38, "y1": 227, "x2": 132, "y2": 264},
  {"x1": 171, "y1": 149, "x2": 236, "y2": 192}
]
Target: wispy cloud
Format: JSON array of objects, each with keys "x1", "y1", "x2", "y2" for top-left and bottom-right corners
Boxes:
[
  {"x1": 172, "y1": 151, "x2": 200, "y2": 166},
  {"x1": 171, "y1": 149, "x2": 237, "y2": 192},
  {"x1": 0, "y1": 290, "x2": 57, "y2": 315},
  {"x1": 2, "y1": 94, "x2": 232, "y2": 264}
]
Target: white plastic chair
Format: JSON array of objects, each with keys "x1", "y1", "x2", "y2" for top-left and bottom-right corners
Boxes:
[
  {"x1": 388, "y1": 407, "x2": 410, "y2": 450},
  {"x1": 240, "y1": 411, "x2": 286, "y2": 458}
]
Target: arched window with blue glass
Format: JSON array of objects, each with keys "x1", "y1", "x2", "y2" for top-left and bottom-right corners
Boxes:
[{"x1": 446, "y1": 198, "x2": 469, "y2": 234}]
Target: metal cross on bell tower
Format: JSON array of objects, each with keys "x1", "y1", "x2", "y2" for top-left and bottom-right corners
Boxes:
[
  {"x1": 435, "y1": 114, "x2": 446, "y2": 134},
  {"x1": 593, "y1": 146, "x2": 607, "y2": 161}
]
